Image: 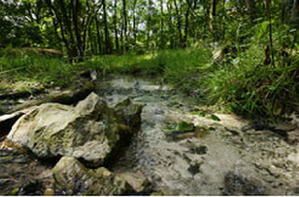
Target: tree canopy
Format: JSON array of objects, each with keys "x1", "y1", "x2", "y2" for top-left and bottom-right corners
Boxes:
[{"x1": 1, "y1": 0, "x2": 299, "y2": 62}]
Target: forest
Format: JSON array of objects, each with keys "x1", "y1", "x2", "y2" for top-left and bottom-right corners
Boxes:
[{"x1": 0, "y1": 0, "x2": 299, "y2": 196}]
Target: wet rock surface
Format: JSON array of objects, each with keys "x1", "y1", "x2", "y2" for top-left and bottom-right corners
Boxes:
[{"x1": 0, "y1": 75, "x2": 298, "y2": 195}]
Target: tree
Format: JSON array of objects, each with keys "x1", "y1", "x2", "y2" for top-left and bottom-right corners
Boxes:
[{"x1": 45, "y1": 0, "x2": 99, "y2": 62}]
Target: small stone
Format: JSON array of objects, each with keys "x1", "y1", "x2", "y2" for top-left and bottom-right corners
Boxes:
[
  {"x1": 44, "y1": 188, "x2": 54, "y2": 196},
  {"x1": 119, "y1": 171, "x2": 150, "y2": 193}
]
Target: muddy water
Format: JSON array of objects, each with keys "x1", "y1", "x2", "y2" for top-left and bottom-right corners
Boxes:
[{"x1": 96, "y1": 75, "x2": 299, "y2": 195}]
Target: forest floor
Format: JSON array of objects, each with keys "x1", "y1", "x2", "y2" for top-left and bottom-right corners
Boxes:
[{"x1": 0, "y1": 72, "x2": 298, "y2": 195}]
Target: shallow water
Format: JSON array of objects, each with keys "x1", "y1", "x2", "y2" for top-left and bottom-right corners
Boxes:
[
  {"x1": 96, "y1": 75, "x2": 299, "y2": 195},
  {"x1": 0, "y1": 75, "x2": 298, "y2": 195}
]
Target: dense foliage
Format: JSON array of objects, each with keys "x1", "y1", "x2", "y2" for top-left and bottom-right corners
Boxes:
[{"x1": 0, "y1": 0, "x2": 299, "y2": 120}]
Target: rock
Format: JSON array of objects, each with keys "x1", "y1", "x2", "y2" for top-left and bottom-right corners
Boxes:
[
  {"x1": 52, "y1": 156, "x2": 132, "y2": 195},
  {"x1": 7, "y1": 92, "x2": 143, "y2": 166},
  {"x1": 194, "y1": 126, "x2": 211, "y2": 139},
  {"x1": 223, "y1": 171, "x2": 266, "y2": 195},
  {"x1": 114, "y1": 98, "x2": 143, "y2": 132},
  {"x1": 9, "y1": 80, "x2": 94, "y2": 114},
  {"x1": 287, "y1": 129, "x2": 299, "y2": 144},
  {"x1": 118, "y1": 171, "x2": 150, "y2": 193},
  {"x1": 80, "y1": 70, "x2": 97, "y2": 81},
  {"x1": 44, "y1": 188, "x2": 55, "y2": 196}
]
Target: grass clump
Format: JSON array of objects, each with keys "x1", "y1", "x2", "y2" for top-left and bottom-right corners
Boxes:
[
  {"x1": 82, "y1": 52, "x2": 161, "y2": 76},
  {"x1": 203, "y1": 45, "x2": 299, "y2": 119}
]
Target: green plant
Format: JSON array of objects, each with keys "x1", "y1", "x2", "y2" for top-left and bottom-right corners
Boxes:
[
  {"x1": 203, "y1": 44, "x2": 299, "y2": 120},
  {"x1": 0, "y1": 48, "x2": 75, "y2": 86}
]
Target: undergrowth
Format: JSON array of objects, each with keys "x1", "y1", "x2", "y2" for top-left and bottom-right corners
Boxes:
[
  {"x1": 0, "y1": 48, "x2": 76, "y2": 87},
  {"x1": 203, "y1": 45, "x2": 299, "y2": 120},
  {"x1": 1, "y1": 46, "x2": 298, "y2": 121},
  {"x1": 83, "y1": 46, "x2": 212, "y2": 97},
  {"x1": 84, "y1": 44, "x2": 298, "y2": 120}
]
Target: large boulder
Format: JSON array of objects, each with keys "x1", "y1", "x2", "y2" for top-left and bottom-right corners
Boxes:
[
  {"x1": 7, "y1": 92, "x2": 142, "y2": 166},
  {"x1": 52, "y1": 156, "x2": 132, "y2": 195}
]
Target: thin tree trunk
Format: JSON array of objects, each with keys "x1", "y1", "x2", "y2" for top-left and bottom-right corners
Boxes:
[
  {"x1": 102, "y1": 0, "x2": 111, "y2": 54},
  {"x1": 265, "y1": 0, "x2": 275, "y2": 66},
  {"x1": 184, "y1": 0, "x2": 191, "y2": 48},
  {"x1": 245, "y1": 0, "x2": 257, "y2": 22},
  {"x1": 72, "y1": 0, "x2": 84, "y2": 61},
  {"x1": 122, "y1": 0, "x2": 127, "y2": 52},
  {"x1": 132, "y1": 0, "x2": 138, "y2": 47},
  {"x1": 159, "y1": 0, "x2": 165, "y2": 48},
  {"x1": 95, "y1": 16, "x2": 102, "y2": 54},
  {"x1": 147, "y1": 0, "x2": 153, "y2": 49},
  {"x1": 113, "y1": 0, "x2": 119, "y2": 53},
  {"x1": 174, "y1": 0, "x2": 183, "y2": 47},
  {"x1": 167, "y1": 2, "x2": 174, "y2": 48}
]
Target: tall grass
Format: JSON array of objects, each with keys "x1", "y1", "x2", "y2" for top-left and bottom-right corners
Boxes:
[
  {"x1": 84, "y1": 47, "x2": 212, "y2": 96},
  {"x1": 85, "y1": 44, "x2": 298, "y2": 120},
  {"x1": 203, "y1": 45, "x2": 299, "y2": 119},
  {"x1": 1, "y1": 46, "x2": 298, "y2": 120},
  {"x1": 0, "y1": 48, "x2": 75, "y2": 86}
]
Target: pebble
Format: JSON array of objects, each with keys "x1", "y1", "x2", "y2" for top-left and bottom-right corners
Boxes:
[{"x1": 44, "y1": 188, "x2": 54, "y2": 196}]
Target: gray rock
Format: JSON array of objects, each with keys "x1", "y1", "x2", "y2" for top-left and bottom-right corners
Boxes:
[
  {"x1": 52, "y1": 156, "x2": 132, "y2": 195},
  {"x1": 7, "y1": 92, "x2": 142, "y2": 166},
  {"x1": 223, "y1": 171, "x2": 266, "y2": 195},
  {"x1": 287, "y1": 129, "x2": 299, "y2": 144},
  {"x1": 118, "y1": 171, "x2": 150, "y2": 193}
]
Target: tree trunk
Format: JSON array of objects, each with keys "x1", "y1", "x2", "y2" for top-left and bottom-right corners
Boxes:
[
  {"x1": 95, "y1": 16, "x2": 102, "y2": 54},
  {"x1": 245, "y1": 0, "x2": 257, "y2": 22},
  {"x1": 174, "y1": 0, "x2": 183, "y2": 47},
  {"x1": 72, "y1": 0, "x2": 84, "y2": 61},
  {"x1": 122, "y1": 0, "x2": 127, "y2": 52},
  {"x1": 167, "y1": 1, "x2": 175, "y2": 48},
  {"x1": 291, "y1": 0, "x2": 299, "y2": 25},
  {"x1": 132, "y1": 0, "x2": 138, "y2": 47},
  {"x1": 265, "y1": 0, "x2": 275, "y2": 66},
  {"x1": 210, "y1": 0, "x2": 218, "y2": 40},
  {"x1": 113, "y1": 0, "x2": 119, "y2": 53},
  {"x1": 147, "y1": 0, "x2": 153, "y2": 49},
  {"x1": 159, "y1": 0, "x2": 165, "y2": 48},
  {"x1": 103, "y1": 0, "x2": 111, "y2": 54},
  {"x1": 183, "y1": 0, "x2": 191, "y2": 48}
]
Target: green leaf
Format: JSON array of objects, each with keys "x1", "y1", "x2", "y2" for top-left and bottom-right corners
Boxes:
[
  {"x1": 176, "y1": 121, "x2": 195, "y2": 132},
  {"x1": 210, "y1": 114, "x2": 221, "y2": 121}
]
